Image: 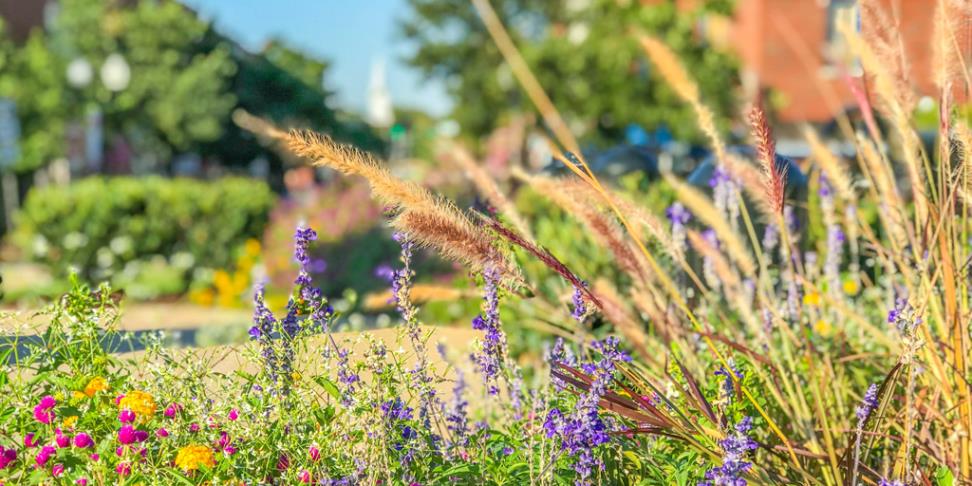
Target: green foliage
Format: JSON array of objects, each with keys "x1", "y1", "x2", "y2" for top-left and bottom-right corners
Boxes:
[
  {"x1": 400, "y1": 0, "x2": 738, "y2": 144},
  {"x1": 13, "y1": 177, "x2": 275, "y2": 297}
]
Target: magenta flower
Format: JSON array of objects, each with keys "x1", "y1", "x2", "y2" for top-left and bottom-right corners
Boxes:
[
  {"x1": 228, "y1": 409, "x2": 239, "y2": 421},
  {"x1": 55, "y1": 429, "x2": 71, "y2": 448},
  {"x1": 73, "y1": 433, "x2": 94, "y2": 449},
  {"x1": 115, "y1": 447, "x2": 124, "y2": 457},
  {"x1": 90, "y1": 453, "x2": 99, "y2": 462},
  {"x1": 276, "y1": 454, "x2": 289, "y2": 471},
  {"x1": 52, "y1": 463, "x2": 65, "y2": 477},
  {"x1": 114, "y1": 394, "x2": 125, "y2": 405},
  {"x1": 164, "y1": 403, "x2": 179, "y2": 418},
  {"x1": 189, "y1": 422, "x2": 200, "y2": 433},
  {"x1": 309, "y1": 445, "x2": 320, "y2": 462},
  {"x1": 0, "y1": 447, "x2": 16, "y2": 469},
  {"x1": 33, "y1": 396, "x2": 56, "y2": 424},
  {"x1": 116, "y1": 462, "x2": 131, "y2": 476},
  {"x1": 118, "y1": 409, "x2": 136, "y2": 424},
  {"x1": 76, "y1": 479, "x2": 88, "y2": 485},
  {"x1": 155, "y1": 428, "x2": 169, "y2": 438},
  {"x1": 299, "y1": 470, "x2": 311, "y2": 483},
  {"x1": 35, "y1": 445, "x2": 56, "y2": 467},
  {"x1": 24, "y1": 433, "x2": 38, "y2": 448},
  {"x1": 117, "y1": 425, "x2": 146, "y2": 445}
]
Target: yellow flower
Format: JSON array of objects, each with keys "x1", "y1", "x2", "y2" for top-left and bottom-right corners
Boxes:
[
  {"x1": 842, "y1": 279, "x2": 859, "y2": 296},
  {"x1": 118, "y1": 390, "x2": 157, "y2": 419},
  {"x1": 803, "y1": 291, "x2": 821, "y2": 307},
  {"x1": 291, "y1": 371, "x2": 302, "y2": 382},
  {"x1": 813, "y1": 319, "x2": 833, "y2": 336},
  {"x1": 213, "y1": 270, "x2": 232, "y2": 291},
  {"x1": 62, "y1": 415, "x2": 78, "y2": 429},
  {"x1": 84, "y1": 377, "x2": 109, "y2": 397},
  {"x1": 190, "y1": 288, "x2": 215, "y2": 307},
  {"x1": 175, "y1": 444, "x2": 216, "y2": 472},
  {"x1": 244, "y1": 238, "x2": 262, "y2": 257},
  {"x1": 72, "y1": 391, "x2": 86, "y2": 400}
]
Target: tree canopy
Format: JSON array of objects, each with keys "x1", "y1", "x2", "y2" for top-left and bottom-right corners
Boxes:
[{"x1": 400, "y1": 0, "x2": 738, "y2": 146}]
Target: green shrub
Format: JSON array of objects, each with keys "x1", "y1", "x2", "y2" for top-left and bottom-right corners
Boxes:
[{"x1": 12, "y1": 176, "x2": 275, "y2": 297}]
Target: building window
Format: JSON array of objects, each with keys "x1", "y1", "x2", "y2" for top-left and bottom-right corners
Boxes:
[{"x1": 822, "y1": 0, "x2": 861, "y2": 77}]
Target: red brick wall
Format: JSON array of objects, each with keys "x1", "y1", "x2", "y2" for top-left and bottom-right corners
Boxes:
[{"x1": 731, "y1": 0, "x2": 972, "y2": 122}]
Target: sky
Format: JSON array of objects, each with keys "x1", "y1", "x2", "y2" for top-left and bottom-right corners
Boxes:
[{"x1": 179, "y1": 0, "x2": 452, "y2": 117}]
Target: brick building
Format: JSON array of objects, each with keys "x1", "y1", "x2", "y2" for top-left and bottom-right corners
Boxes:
[{"x1": 728, "y1": 0, "x2": 972, "y2": 123}]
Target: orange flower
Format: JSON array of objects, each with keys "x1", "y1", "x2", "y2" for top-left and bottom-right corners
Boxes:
[
  {"x1": 175, "y1": 444, "x2": 216, "y2": 472},
  {"x1": 118, "y1": 390, "x2": 156, "y2": 419},
  {"x1": 84, "y1": 377, "x2": 109, "y2": 398}
]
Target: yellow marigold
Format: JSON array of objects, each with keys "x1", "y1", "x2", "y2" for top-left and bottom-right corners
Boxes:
[
  {"x1": 175, "y1": 444, "x2": 216, "y2": 472},
  {"x1": 842, "y1": 279, "x2": 859, "y2": 296},
  {"x1": 72, "y1": 391, "x2": 86, "y2": 400},
  {"x1": 84, "y1": 377, "x2": 109, "y2": 397},
  {"x1": 118, "y1": 390, "x2": 157, "y2": 419},
  {"x1": 62, "y1": 415, "x2": 78, "y2": 429},
  {"x1": 802, "y1": 291, "x2": 821, "y2": 307}
]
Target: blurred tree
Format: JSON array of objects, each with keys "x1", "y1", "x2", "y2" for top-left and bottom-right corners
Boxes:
[
  {"x1": 400, "y1": 0, "x2": 738, "y2": 146},
  {"x1": 0, "y1": 20, "x2": 69, "y2": 172},
  {"x1": 49, "y1": 0, "x2": 237, "y2": 165}
]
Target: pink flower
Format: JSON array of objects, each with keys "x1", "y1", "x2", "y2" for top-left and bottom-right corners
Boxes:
[
  {"x1": 34, "y1": 446, "x2": 56, "y2": 467},
  {"x1": 276, "y1": 454, "x2": 289, "y2": 471},
  {"x1": 0, "y1": 447, "x2": 16, "y2": 469},
  {"x1": 115, "y1": 462, "x2": 131, "y2": 476},
  {"x1": 215, "y1": 431, "x2": 236, "y2": 455},
  {"x1": 38, "y1": 395, "x2": 56, "y2": 410},
  {"x1": 309, "y1": 446, "x2": 320, "y2": 462},
  {"x1": 89, "y1": 453, "x2": 99, "y2": 462},
  {"x1": 155, "y1": 428, "x2": 169, "y2": 438},
  {"x1": 55, "y1": 429, "x2": 70, "y2": 448},
  {"x1": 24, "y1": 433, "x2": 37, "y2": 448},
  {"x1": 299, "y1": 470, "x2": 311, "y2": 483},
  {"x1": 33, "y1": 397, "x2": 56, "y2": 424},
  {"x1": 76, "y1": 479, "x2": 88, "y2": 486},
  {"x1": 73, "y1": 433, "x2": 94, "y2": 449},
  {"x1": 114, "y1": 394, "x2": 125, "y2": 405},
  {"x1": 189, "y1": 422, "x2": 200, "y2": 433},
  {"x1": 163, "y1": 403, "x2": 180, "y2": 418},
  {"x1": 52, "y1": 463, "x2": 64, "y2": 477},
  {"x1": 117, "y1": 425, "x2": 146, "y2": 445},
  {"x1": 118, "y1": 409, "x2": 136, "y2": 423},
  {"x1": 228, "y1": 409, "x2": 239, "y2": 421},
  {"x1": 115, "y1": 447, "x2": 124, "y2": 457}
]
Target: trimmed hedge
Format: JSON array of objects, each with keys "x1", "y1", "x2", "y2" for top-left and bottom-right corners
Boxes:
[{"x1": 14, "y1": 176, "x2": 275, "y2": 291}]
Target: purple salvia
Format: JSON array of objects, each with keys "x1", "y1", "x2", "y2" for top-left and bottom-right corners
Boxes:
[
  {"x1": 472, "y1": 265, "x2": 507, "y2": 395},
  {"x1": 666, "y1": 202, "x2": 691, "y2": 253},
  {"x1": 438, "y1": 344, "x2": 469, "y2": 448},
  {"x1": 710, "y1": 166, "x2": 740, "y2": 229},
  {"x1": 714, "y1": 359, "x2": 743, "y2": 402},
  {"x1": 700, "y1": 416, "x2": 759, "y2": 486},
  {"x1": 571, "y1": 283, "x2": 588, "y2": 323},
  {"x1": 701, "y1": 229, "x2": 721, "y2": 291},
  {"x1": 249, "y1": 282, "x2": 280, "y2": 390},
  {"x1": 855, "y1": 383, "x2": 879, "y2": 429},
  {"x1": 544, "y1": 336, "x2": 631, "y2": 485}
]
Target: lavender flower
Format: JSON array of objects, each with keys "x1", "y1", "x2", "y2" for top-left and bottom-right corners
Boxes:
[
  {"x1": 250, "y1": 282, "x2": 280, "y2": 388},
  {"x1": 700, "y1": 416, "x2": 759, "y2": 486},
  {"x1": 702, "y1": 229, "x2": 721, "y2": 290},
  {"x1": 545, "y1": 336, "x2": 631, "y2": 484},
  {"x1": 472, "y1": 265, "x2": 507, "y2": 395},
  {"x1": 878, "y1": 479, "x2": 904, "y2": 486},
  {"x1": 714, "y1": 359, "x2": 743, "y2": 401},
  {"x1": 855, "y1": 383, "x2": 879, "y2": 429},
  {"x1": 571, "y1": 283, "x2": 588, "y2": 323},
  {"x1": 710, "y1": 166, "x2": 740, "y2": 227},
  {"x1": 335, "y1": 348, "x2": 359, "y2": 406},
  {"x1": 666, "y1": 202, "x2": 691, "y2": 253},
  {"x1": 438, "y1": 344, "x2": 469, "y2": 448}
]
